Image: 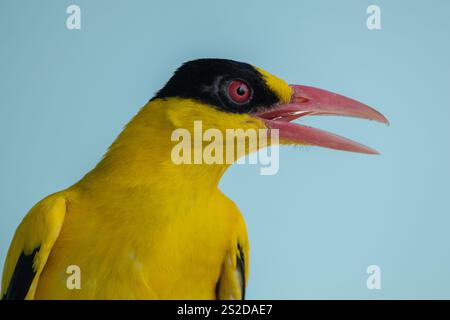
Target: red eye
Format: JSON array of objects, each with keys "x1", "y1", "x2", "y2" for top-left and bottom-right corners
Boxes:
[{"x1": 227, "y1": 80, "x2": 251, "y2": 103}]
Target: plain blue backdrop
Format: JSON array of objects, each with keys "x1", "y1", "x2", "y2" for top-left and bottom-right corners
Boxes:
[{"x1": 1, "y1": 0, "x2": 449, "y2": 299}]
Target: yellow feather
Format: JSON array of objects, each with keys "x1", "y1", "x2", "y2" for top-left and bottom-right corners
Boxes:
[
  {"x1": 255, "y1": 66, "x2": 293, "y2": 103},
  {"x1": 3, "y1": 96, "x2": 258, "y2": 299},
  {"x1": 1, "y1": 193, "x2": 66, "y2": 299},
  {"x1": 2, "y1": 60, "x2": 296, "y2": 299}
]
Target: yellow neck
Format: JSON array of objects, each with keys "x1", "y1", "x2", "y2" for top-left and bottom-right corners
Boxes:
[{"x1": 77, "y1": 100, "x2": 230, "y2": 193}]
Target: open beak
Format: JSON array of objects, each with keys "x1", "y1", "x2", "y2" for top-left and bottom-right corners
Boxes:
[{"x1": 253, "y1": 85, "x2": 389, "y2": 154}]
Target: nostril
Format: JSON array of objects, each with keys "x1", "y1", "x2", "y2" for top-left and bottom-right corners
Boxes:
[{"x1": 293, "y1": 96, "x2": 310, "y2": 104}]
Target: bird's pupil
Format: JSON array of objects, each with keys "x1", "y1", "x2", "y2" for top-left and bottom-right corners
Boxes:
[{"x1": 237, "y1": 86, "x2": 246, "y2": 96}]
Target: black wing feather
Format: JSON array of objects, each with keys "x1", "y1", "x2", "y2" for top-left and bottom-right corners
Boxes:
[
  {"x1": 215, "y1": 243, "x2": 246, "y2": 300},
  {"x1": 2, "y1": 247, "x2": 40, "y2": 300},
  {"x1": 236, "y1": 244, "x2": 246, "y2": 300}
]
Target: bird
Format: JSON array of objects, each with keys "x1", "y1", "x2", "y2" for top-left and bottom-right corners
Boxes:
[{"x1": 1, "y1": 58, "x2": 388, "y2": 300}]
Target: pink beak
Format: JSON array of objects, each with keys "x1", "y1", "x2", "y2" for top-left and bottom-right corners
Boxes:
[{"x1": 253, "y1": 85, "x2": 389, "y2": 154}]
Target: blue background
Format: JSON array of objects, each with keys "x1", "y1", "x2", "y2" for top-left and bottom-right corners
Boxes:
[{"x1": 1, "y1": 0, "x2": 449, "y2": 299}]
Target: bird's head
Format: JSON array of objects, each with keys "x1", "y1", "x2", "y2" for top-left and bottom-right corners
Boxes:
[
  {"x1": 92, "y1": 58, "x2": 389, "y2": 187},
  {"x1": 149, "y1": 58, "x2": 388, "y2": 160}
]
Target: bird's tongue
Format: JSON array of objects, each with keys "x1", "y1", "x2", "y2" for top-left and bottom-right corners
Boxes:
[{"x1": 253, "y1": 85, "x2": 389, "y2": 154}]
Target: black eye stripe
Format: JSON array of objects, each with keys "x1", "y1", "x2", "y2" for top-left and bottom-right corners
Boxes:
[{"x1": 153, "y1": 59, "x2": 279, "y2": 114}]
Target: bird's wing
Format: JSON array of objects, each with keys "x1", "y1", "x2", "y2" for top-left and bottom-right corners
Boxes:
[
  {"x1": 216, "y1": 242, "x2": 249, "y2": 300},
  {"x1": 1, "y1": 193, "x2": 66, "y2": 300}
]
